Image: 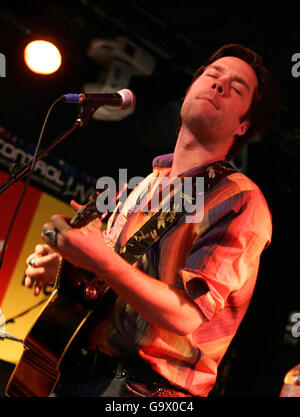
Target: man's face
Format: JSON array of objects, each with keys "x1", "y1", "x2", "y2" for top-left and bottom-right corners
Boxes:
[{"x1": 180, "y1": 56, "x2": 258, "y2": 144}]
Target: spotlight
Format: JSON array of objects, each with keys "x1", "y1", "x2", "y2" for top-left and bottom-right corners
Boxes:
[{"x1": 24, "y1": 40, "x2": 62, "y2": 75}]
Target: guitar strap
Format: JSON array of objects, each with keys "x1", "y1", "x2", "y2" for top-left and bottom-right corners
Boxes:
[{"x1": 117, "y1": 160, "x2": 237, "y2": 265}]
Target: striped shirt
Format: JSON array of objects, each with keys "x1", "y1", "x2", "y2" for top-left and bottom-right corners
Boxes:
[{"x1": 88, "y1": 153, "x2": 272, "y2": 396}]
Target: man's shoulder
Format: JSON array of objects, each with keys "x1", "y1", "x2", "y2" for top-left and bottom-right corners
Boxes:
[
  {"x1": 216, "y1": 170, "x2": 266, "y2": 199},
  {"x1": 208, "y1": 170, "x2": 271, "y2": 216},
  {"x1": 227, "y1": 170, "x2": 261, "y2": 192},
  {"x1": 203, "y1": 171, "x2": 272, "y2": 242}
]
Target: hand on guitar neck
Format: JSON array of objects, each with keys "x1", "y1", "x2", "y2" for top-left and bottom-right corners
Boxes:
[{"x1": 41, "y1": 211, "x2": 111, "y2": 277}]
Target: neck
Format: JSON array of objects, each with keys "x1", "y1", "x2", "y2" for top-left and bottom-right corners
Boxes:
[{"x1": 170, "y1": 127, "x2": 229, "y2": 178}]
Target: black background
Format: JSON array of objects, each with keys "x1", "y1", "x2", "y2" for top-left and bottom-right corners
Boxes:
[{"x1": 0, "y1": 0, "x2": 299, "y2": 397}]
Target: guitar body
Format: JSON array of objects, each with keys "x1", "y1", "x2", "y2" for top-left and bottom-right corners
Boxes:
[
  {"x1": 5, "y1": 197, "x2": 115, "y2": 397},
  {"x1": 6, "y1": 260, "x2": 112, "y2": 397}
]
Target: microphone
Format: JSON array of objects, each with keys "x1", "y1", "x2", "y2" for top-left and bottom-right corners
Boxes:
[{"x1": 63, "y1": 89, "x2": 135, "y2": 110}]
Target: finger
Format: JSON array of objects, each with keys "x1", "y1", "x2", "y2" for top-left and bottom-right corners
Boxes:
[
  {"x1": 25, "y1": 266, "x2": 46, "y2": 279},
  {"x1": 31, "y1": 252, "x2": 60, "y2": 268},
  {"x1": 70, "y1": 200, "x2": 83, "y2": 212},
  {"x1": 80, "y1": 218, "x2": 102, "y2": 236},
  {"x1": 33, "y1": 281, "x2": 43, "y2": 296},
  {"x1": 24, "y1": 276, "x2": 32, "y2": 288},
  {"x1": 24, "y1": 275, "x2": 42, "y2": 295},
  {"x1": 35, "y1": 243, "x2": 53, "y2": 256},
  {"x1": 42, "y1": 222, "x2": 54, "y2": 233},
  {"x1": 50, "y1": 215, "x2": 72, "y2": 233},
  {"x1": 90, "y1": 217, "x2": 102, "y2": 229},
  {"x1": 26, "y1": 253, "x2": 36, "y2": 265},
  {"x1": 41, "y1": 231, "x2": 57, "y2": 250},
  {"x1": 42, "y1": 222, "x2": 59, "y2": 249},
  {"x1": 26, "y1": 246, "x2": 56, "y2": 267}
]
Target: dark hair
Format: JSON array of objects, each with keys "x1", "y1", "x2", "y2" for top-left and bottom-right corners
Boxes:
[{"x1": 179, "y1": 44, "x2": 282, "y2": 160}]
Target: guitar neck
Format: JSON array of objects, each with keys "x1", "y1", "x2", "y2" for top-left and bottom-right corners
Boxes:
[{"x1": 69, "y1": 198, "x2": 100, "y2": 228}]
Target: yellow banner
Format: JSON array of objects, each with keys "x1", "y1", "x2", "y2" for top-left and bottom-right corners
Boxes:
[{"x1": 0, "y1": 192, "x2": 74, "y2": 364}]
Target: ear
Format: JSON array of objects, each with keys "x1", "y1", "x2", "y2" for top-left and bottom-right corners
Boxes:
[{"x1": 234, "y1": 120, "x2": 251, "y2": 137}]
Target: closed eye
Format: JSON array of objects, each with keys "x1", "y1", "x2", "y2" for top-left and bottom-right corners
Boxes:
[
  {"x1": 232, "y1": 86, "x2": 241, "y2": 95},
  {"x1": 205, "y1": 71, "x2": 242, "y2": 95}
]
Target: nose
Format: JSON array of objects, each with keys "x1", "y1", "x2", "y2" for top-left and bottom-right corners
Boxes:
[
  {"x1": 212, "y1": 83, "x2": 224, "y2": 95},
  {"x1": 211, "y1": 77, "x2": 228, "y2": 95}
]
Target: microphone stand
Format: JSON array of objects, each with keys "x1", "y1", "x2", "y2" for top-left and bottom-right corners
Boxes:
[{"x1": 0, "y1": 105, "x2": 97, "y2": 195}]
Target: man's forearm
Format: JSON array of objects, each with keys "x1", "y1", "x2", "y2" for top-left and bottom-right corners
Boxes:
[
  {"x1": 95, "y1": 250, "x2": 204, "y2": 335},
  {"x1": 44, "y1": 214, "x2": 204, "y2": 335}
]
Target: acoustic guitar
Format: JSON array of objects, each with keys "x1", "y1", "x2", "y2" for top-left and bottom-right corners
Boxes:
[{"x1": 6, "y1": 197, "x2": 113, "y2": 397}]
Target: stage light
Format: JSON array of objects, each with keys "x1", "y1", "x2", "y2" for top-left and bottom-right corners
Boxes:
[{"x1": 24, "y1": 40, "x2": 62, "y2": 75}]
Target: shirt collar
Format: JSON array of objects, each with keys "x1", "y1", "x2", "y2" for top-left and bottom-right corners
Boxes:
[{"x1": 152, "y1": 153, "x2": 226, "y2": 177}]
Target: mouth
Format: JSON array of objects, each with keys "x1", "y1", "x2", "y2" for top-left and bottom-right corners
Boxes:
[{"x1": 197, "y1": 96, "x2": 219, "y2": 110}]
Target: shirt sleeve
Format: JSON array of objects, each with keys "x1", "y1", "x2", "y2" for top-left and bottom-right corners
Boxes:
[{"x1": 178, "y1": 189, "x2": 272, "y2": 321}]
